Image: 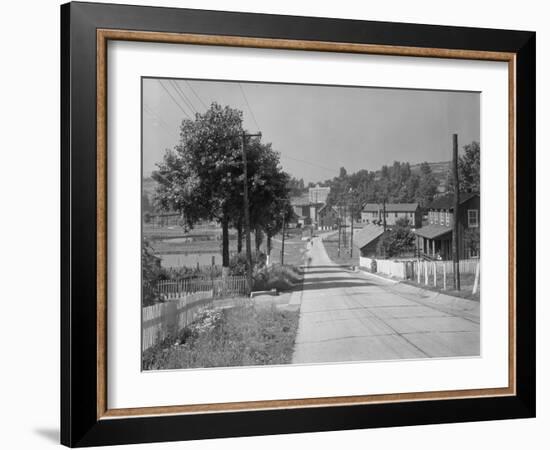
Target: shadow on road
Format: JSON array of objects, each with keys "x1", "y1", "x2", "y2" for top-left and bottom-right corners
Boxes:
[
  {"x1": 302, "y1": 264, "x2": 351, "y2": 270},
  {"x1": 302, "y1": 276, "x2": 374, "y2": 284},
  {"x1": 296, "y1": 280, "x2": 375, "y2": 292}
]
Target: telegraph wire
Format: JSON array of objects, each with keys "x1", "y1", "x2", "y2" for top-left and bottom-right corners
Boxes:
[
  {"x1": 170, "y1": 80, "x2": 199, "y2": 115},
  {"x1": 185, "y1": 80, "x2": 208, "y2": 109},
  {"x1": 280, "y1": 154, "x2": 336, "y2": 174},
  {"x1": 143, "y1": 104, "x2": 180, "y2": 141},
  {"x1": 158, "y1": 80, "x2": 191, "y2": 119},
  {"x1": 238, "y1": 83, "x2": 261, "y2": 131}
]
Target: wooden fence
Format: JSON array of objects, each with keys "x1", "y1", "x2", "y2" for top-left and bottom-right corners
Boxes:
[
  {"x1": 142, "y1": 291, "x2": 213, "y2": 351},
  {"x1": 157, "y1": 276, "x2": 247, "y2": 300}
]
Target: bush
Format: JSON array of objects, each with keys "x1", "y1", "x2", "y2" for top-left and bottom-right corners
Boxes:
[
  {"x1": 376, "y1": 218, "x2": 415, "y2": 257},
  {"x1": 228, "y1": 251, "x2": 266, "y2": 276},
  {"x1": 253, "y1": 264, "x2": 303, "y2": 292}
]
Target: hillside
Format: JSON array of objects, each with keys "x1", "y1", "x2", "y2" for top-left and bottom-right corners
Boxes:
[{"x1": 410, "y1": 161, "x2": 451, "y2": 193}]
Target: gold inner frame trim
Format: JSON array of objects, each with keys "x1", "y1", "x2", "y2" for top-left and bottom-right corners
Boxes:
[{"x1": 96, "y1": 28, "x2": 517, "y2": 420}]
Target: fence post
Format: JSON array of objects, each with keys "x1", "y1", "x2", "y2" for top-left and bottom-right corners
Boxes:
[
  {"x1": 472, "y1": 261, "x2": 480, "y2": 294},
  {"x1": 424, "y1": 262, "x2": 428, "y2": 285},
  {"x1": 417, "y1": 261, "x2": 421, "y2": 284},
  {"x1": 432, "y1": 262, "x2": 437, "y2": 287},
  {"x1": 443, "y1": 265, "x2": 447, "y2": 290}
]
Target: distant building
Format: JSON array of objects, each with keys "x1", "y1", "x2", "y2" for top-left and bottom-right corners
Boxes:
[
  {"x1": 290, "y1": 185, "x2": 331, "y2": 228},
  {"x1": 317, "y1": 204, "x2": 339, "y2": 230},
  {"x1": 413, "y1": 192, "x2": 480, "y2": 260},
  {"x1": 290, "y1": 193, "x2": 311, "y2": 227},
  {"x1": 361, "y1": 203, "x2": 421, "y2": 228},
  {"x1": 308, "y1": 185, "x2": 330, "y2": 204}
]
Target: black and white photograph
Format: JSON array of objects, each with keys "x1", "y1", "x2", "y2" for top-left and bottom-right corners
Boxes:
[{"x1": 141, "y1": 78, "x2": 481, "y2": 371}]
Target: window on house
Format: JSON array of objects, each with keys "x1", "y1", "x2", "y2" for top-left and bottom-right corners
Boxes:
[
  {"x1": 445, "y1": 211, "x2": 450, "y2": 227},
  {"x1": 468, "y1": 209, "x2": 479, "y2": 228},
  {"x1": 395, "y1": 212, "x2": 398, "y2": 217},
  {"x1": 440, "y1": 211, "x2": 445, "y2": 225}
]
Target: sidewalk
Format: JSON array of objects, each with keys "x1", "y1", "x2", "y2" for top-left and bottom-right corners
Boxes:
[{"x1": 356, "y1": 268, "x2": 480, "y2": 323}]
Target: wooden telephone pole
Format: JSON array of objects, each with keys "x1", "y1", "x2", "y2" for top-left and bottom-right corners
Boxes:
[
  {"x1": 280, "y1": 212, "x2": 286, "y2": 266},
  {"x1": 242, "y1": 131, "x2": 262, "y2": 294},
  {"x1": 452, "y1": 133, "x2": 461, "y2": 291},
  {"x1": 382, "y1": 198, "x2": 387, "y2": 231},
  {"x1": 349, "y1": 188, "x2": 354, "y2": 257}
]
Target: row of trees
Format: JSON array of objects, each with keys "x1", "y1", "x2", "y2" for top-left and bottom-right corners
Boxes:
[
  {"x1": 152, "y1": 103, "x2": 293, "y2": 269},
  {"x1": 307, "y1": 141, "x2": 480, "y2": 223},
  {"x1": 321, "y1": 162, "x2": 440, "y2": 222}
]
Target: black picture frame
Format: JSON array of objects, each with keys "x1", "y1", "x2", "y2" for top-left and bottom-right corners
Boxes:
[{"x1": 61, "y1": 1, "x2": 535, "y2": 447}]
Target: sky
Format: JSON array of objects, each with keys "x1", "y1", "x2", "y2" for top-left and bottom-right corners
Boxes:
[{"x1": 142, "y1": 78, "x2": 480, "y2": 183}]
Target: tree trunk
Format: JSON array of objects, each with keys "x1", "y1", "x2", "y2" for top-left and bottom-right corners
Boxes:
[
  {"x1": 255, "y1": 226, "x2": 263, "y2": 252},
  {"x1": 267, "y1": 233, "x2": 272, "y2": 256},
  {"x1": 237, "y1": 219, "x2": 243, "y2": 253},
  {"x1": 222, "y1": 217, "x2": 230, "y2": 268}
]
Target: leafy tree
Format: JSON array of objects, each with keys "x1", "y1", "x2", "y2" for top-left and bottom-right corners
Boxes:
[
  {"x1": 153, "y1": 102, "x2": 292, "y2": 270},
  {"x1": 287, "y1": 177, "x2": 305, "y2": 196},
  {"x1": 446, "y1": 141, "x2": 480, "y2": 194},
  {"x1": 377, "y1": 218, "x2": 415, "y2": 257},
  {"x1": 458, "y1": 141, "x2": 480, "y2": 193},
  {"x1": 464, "y1": 227, "x2": 480, "y2": 257},
  {"x1": 142, "y1": 237, "x2": 162, "y2": 306},
  {"x1": 152, "y1": 103, "x2": 244, "y2": 267},
  {"x1": 417, "y1": 162, "x2": 438, "y2": 207}
]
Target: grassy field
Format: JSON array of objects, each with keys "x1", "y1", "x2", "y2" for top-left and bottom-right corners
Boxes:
[
  {"x1": 142, "y1": 301, "x2": 300, "y2": 370},
  {"x1": 268, "y1": 230, "x2": 308, "y2": 267},
  {"x1": 143, "y1": 224, "x2": 224, "y2": 241}
]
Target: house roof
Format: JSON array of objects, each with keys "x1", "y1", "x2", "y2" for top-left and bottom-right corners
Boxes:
[
  {"x1": 318, "y1": 204, "x2": 338, "y2": 214},
  {"x1": 362, "y1": 203, "x2": 419, "y2": 213},
  {"x1": 355, "y1": 224, "x2": 385, "y2": 249},
  {"x1": 290, "y1": 193, "x2": 310, "y2": 206},
  {"x1": 428, "y1": 192, "x2": 478, "y2": 210},
  {"x1": 413, "y1": 224, "x2": 452, "y2": 239}
]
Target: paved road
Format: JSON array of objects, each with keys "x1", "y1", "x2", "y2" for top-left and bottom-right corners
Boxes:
[{"x1": 291, "y1": 237, "x2": 480, "y2": 364}]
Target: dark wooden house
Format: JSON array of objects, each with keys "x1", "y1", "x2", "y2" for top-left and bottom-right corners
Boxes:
[{"x1": 414, "y1": 192, "x2": 480, "y2": 260}]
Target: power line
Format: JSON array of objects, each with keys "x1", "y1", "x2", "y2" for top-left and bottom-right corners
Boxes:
[
  {"x1": 143, "y1": 104, "x2": 179, "y2": 140},
  {"x1": 280, "y1": 154, "x2": 335, "y2": 174},
  {"x1": 185, "y1": 80, "x2": 208, "y2": 109},
  {"x1": 170, "y1": 80, "x2": 198, "y2": 115},
  {"x1": 158, "y1": 80, "x2": 191, "y2": 119},
  {"x1": 238, "y1": 83, "x2": 261, "y2": 131}
]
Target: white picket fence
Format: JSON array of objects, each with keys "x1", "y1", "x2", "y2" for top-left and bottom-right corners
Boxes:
[
  {"x1": 142, "y1": 291, "x2": 213, "y2": 351},
  {"x1": 359, "y1": 256, "x2": 480, "y2": 292}
]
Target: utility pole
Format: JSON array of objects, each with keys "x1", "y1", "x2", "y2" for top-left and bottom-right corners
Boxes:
[
  {"x1": 349, "y1": 188, "x2": 354, "y2": 258},
  {"x1": 452, "y1": 133, "x2": 461, "y2": 291},
  {"x1": 382, "y1": 198, "x2": 387, "y2": 232},
  {"x1": 280, "y1": 212, "x2": 286, "y2": 266},
  {"x1": 241, "y1": 131, "x2": 261, "y2": 294},
  {"x1": 337, "y1": 210, "x2": 341, "y2": 257},
  {"x1": 342, "y1": 202, "x2": 347, "y2": 249}
]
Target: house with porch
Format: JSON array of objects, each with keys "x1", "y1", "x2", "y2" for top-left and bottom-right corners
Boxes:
[
  {"x1": 414, "y1": 192, "x2": 480, "y2": 260},
  {"x1": 360, "y1": 203, "x2": 421, "y2": 228}
]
